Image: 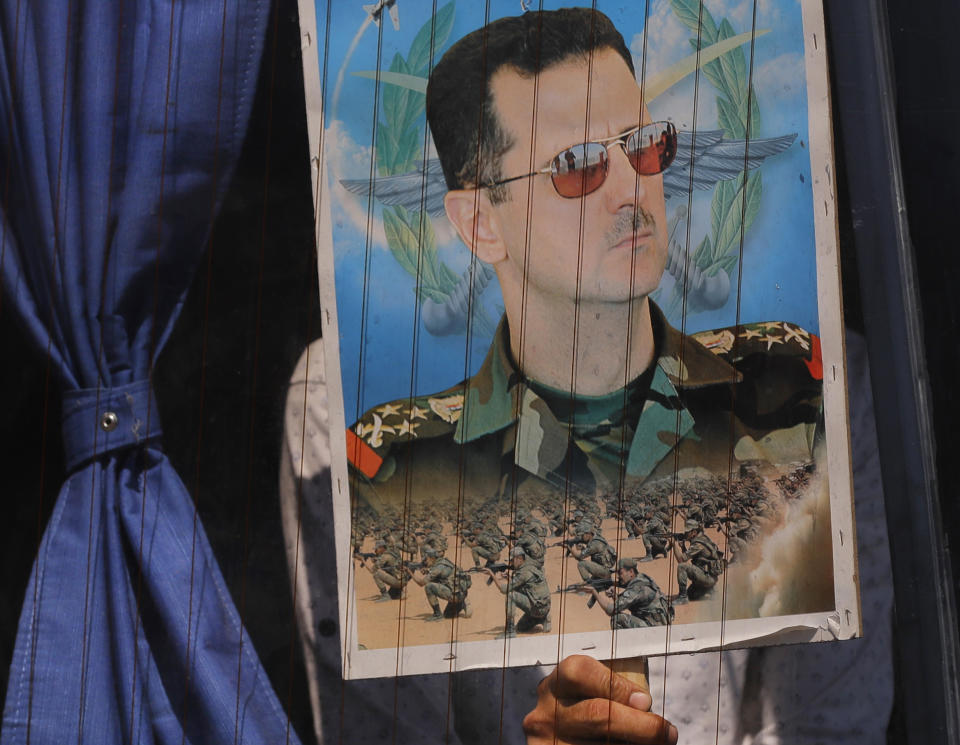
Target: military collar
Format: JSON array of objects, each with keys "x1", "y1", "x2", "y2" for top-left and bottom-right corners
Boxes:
[
  {"x1": 454, "y1": 303, "x2": 740, "y2": 483},
  {"x1": 454, "y1": 315, "x2": 522, "y2": 445},
  {"x1": 653, "y1": 303, "x2": 743, "y2": 389},
  {"x1": 454, "y1": 303, "x2": 738, "y2": 445}
]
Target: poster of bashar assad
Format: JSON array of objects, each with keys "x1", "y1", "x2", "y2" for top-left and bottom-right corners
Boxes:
[{"x1": 294, "y1": 0, "x2": 857, "y2": 679}]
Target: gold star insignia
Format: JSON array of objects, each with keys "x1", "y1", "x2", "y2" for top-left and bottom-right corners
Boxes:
[
  {"x1": 762, "y1": 334, "x2": 784, "y2": 351},
  {"x1": 758, "y1": 321, "x2": 783, "y2": 331},
  {"x1": 739, "y1": 327, "x2": 764, "y2": 340},
  {"x1": 376, "y1": 403, "x2": 403, "y2": 418},
  {"x1": 366, "y1": 414, "x2": 395, "y2": 448},
  {"x1": 782, "y1": 324, "x2": 810, "y2": 350},
  {"x1": 408, "y1": 405, "x2": 429, "y2": 420},
  {"x1": 395, "y1": 419, "x2": 419, "y2": 437}
]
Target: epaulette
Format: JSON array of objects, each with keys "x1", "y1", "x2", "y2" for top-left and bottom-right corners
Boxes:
[
  {"x1": 345, "y1": 387, "x2": 466, "y2": 479},
  {"x1": 691, "y1": 320, "x2": 822, "y2": 381}
]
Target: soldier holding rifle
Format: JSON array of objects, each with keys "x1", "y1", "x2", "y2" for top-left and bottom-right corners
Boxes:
[
  {"x1": 568, "y1": 525, "x2": 617, "y2": 581},
  {"x1": 585, "y1": 557, "x2": 672, "y2": 629},
  {"x1": 671, "y1": 520, "x2": 724, "y2": 604},
  {"x1": 358, "y1": 539, "x2": 407, "y2": 602},
  {"x1": 407, "y1": 547, "x2": 473, "y2": 621},
  {"x1": 486, "y1": 546, "x2": 553, "y2": 638}
]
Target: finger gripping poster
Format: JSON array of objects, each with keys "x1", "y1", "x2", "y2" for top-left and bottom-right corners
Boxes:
[{"x1": 294, "y1": 0, "x2": 856, "y2": 680}]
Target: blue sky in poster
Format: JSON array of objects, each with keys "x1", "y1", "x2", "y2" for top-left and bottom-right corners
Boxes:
[{"x1": 311, "y1": 0, "x2": 817, "y2": 422}]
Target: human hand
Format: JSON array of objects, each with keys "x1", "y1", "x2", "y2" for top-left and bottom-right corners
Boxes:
[{"x1": 523, "y1": 655, "x2": 677, "y2": 745}]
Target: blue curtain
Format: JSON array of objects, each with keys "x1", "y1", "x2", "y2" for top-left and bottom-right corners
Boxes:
[{"x1": 0, "y1": 2, "x2": 301, "y2": 742}]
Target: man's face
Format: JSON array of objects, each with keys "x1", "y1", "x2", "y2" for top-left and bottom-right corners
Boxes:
[
  {"x1": 617, "y1": 566, "x2": 635, "y2": 585},
  {"x1": 488, "y1": 48, "x2": 668, "y2": 306}
]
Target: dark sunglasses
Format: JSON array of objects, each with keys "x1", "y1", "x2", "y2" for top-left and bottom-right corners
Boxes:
[{"x1": 480, "y1": 121, "x2": 678, "y2": 198}]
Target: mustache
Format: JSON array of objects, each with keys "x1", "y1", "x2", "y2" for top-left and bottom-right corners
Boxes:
[{"x1": 606, "y1": 208, "x2": 657, "y2": 246}]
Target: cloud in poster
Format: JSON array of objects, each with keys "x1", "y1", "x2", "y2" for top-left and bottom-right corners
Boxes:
[
  {"x1": 633, "y1": 1, "x2": 720, "y2": 128},
  {"x1": 634, "y1": 0, "x2": 801, "y2": 129},
  {"x1": 638, "y1": 0, "x2": 798, "y2": 68},
  {"x1": 324, "y1": 118, "x2": 387, "y2": 249},
  {"x1": 690, "y1": 0, "x2": 796, "y2": 29},
  {"x1": 754, "y1": 51, "x2": 804, "y2": 102},
  {"x1": 323, "y1": 120, "x2": 460, "y2": 254},
  {"x1": 634, "y1": 1, "x2": 688, "y2": 81}
]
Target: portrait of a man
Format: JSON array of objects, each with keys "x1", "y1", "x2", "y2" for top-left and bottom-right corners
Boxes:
[{"x1": 302, "y1": 2, "x2": 853, "y2": 674}]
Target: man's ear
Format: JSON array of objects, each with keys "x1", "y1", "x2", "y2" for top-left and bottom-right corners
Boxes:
[{"x1": 443, "y1": 188, "x2": 508, "y2": 264}]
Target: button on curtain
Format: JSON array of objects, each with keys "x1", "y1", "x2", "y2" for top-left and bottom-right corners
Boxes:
[{"x1": 0, "y1": 2, "x2": 300, "y2": 742}]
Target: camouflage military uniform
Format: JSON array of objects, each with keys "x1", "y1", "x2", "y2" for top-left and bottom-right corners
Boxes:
[
  {"x1": 700, "y1": 497, "x2": 720, "y2": 528},
  {"x1": 577, "y1": 534, "x2": 616, "y2": 581},
  {"x1": 420, "y1": 529, "x2": 448, "y2": 559},
  {"x1": 725, "y1": 514, "x2": 756, "y2": 561},
  {"x1": 469, "y1": 530, "x2": 504, "y2": 567},
  {"x1": 346, "y1": 306, "x2": 824, "y2": 563},
  {"x1": 677, "y1": 533, "x2": 724, "y2": 600},
  {"x1": 500, "y1": 558, "x2": 552, "y2": 631},
  {"x1": 422, "y1": 556, "x2": 470, "y2": 615},
  {"x1": 612, "y1": 573, "x2": 671, "y2": 629},
  {"x1": 372, "y1": 547, "x2": 407, "y2": 597},
  {"x1": 640, "y1": 514, "x2": 669, "y2": 560},
  {"x1": 624, "y1": 503, "x2": 647, "y2": 537},
  {"x1": 522, "y1": 515, "x2": 548, "y2": 538},
  {"x1": 397, "y1": 527, "x2": 419, "y2": 558},
  {"x1": 516, "y1": 529, "x2": 547, "y2": 567}
]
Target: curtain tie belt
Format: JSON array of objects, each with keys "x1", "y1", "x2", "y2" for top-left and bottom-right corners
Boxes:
[{"x1": 62, "y1": 380, "x2": 162, "y2": 472}]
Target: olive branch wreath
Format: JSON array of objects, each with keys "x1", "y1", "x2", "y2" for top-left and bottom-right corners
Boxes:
[
  {"x1": 660, "y1": 0, "x2": 764, "y2": 319},
  {"x1": 373, "y1": 2, "x2": 498, "y2": 337}
]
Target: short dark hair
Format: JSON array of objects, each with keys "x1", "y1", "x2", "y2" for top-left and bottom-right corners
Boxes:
[{"x1": 426, "y1": 8, "x2": 635, "y2": 204}]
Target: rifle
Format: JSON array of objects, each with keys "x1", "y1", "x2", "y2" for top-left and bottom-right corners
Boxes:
[
  {"x1": 653, "y1": 531, "x2": 689, "y2": 542},
  {"x1": 560, "y1": 577, "x2": 616, "y2": 608},
  {"x1": 353, "y1": 552, "x2": 377, "y2": 561},
  {"x1": 468, "y1": 561, "x2": 509, "y2": 585},
  {"x1": 547, "y1": 537, "x2": 584, "y2": 552},
  {"x1": 710, "y1": 516, "x2": 737, "y2": 529},
  {"x1": 402, "y1": 562, "x2": 425, "y2": 574}
]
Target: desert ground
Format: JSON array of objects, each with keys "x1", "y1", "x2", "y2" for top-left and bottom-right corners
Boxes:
[{"x1": 354, "y1": 516, "x2": 734, "y2": 649}]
